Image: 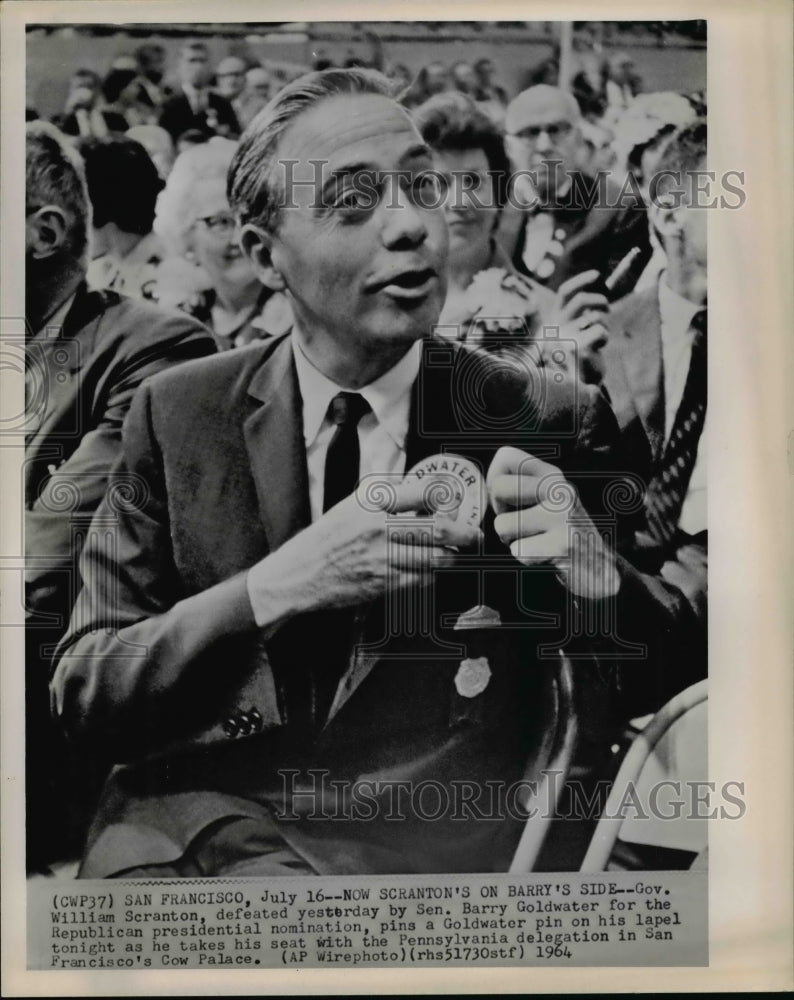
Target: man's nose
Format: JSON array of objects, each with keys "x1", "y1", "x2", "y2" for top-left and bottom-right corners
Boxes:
[
  {"x1": 534, "y1": 128, "x2": 554, "y2": 153},
  {"x1": 380, "y1": 182, "x2": 428, "y2": 248}
]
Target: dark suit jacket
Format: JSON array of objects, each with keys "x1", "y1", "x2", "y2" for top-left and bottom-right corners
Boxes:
[
  {"x1": 498, "y1": 171, "x2": 652, "y2": 294},
  {"x1": 55, "y1": 109, "x2": 130, "y2": 136},
  {"x1": 51, "y1": 335, "x2": 698, "y2": 877},
  {"x1": 25, "y1": 284, "x2": 215, "y2": 866},
  {"x1": 158, "y1": 90, "x2": 240, "y2": 141},
  {"x1": 602, "y1": 286, "x2": 707, "y2": 700}
]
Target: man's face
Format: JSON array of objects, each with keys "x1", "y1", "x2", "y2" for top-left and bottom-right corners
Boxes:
[
  {"x1": 246, "y1": 68, "x2": 271, "y2": 100},
  {"x1": 681, "y1": 156, "x2": 707, "y2": 269},
  {"x1": 180, "y1": 49, "x2": 210, "y2": 88},
  {"x1": 148, "y1": 51, "x2": 165, "y2": 83},
  {"x1": 264, "y1": 94, "x2": 448, "y2": 361},
  {"x1": 425, "y1": 64, "x2": 448, "y2": 95},
  {"x1": 510, "y1": 104, "x2": 582, "y2": 200},
  {"x1": 216, "y1": 58, "x2": 247, "y2": 100}
]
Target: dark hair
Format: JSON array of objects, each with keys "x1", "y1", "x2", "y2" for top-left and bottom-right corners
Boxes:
[
  {"x1": 655, "y1": 119, "x2": 707, "y2": 178},
  {"x1": 135, "y1": 43, "x2": 165, "y2": 69},
  {"x1": 102, "y1": 68, "x2": 137, "y2": 105},
  {"x1": 72, "y1": 68, "x2": 101, "y2": 90},
  {"x1": 228, "y1": 66, "x2": 397, "y2": 232},
  {"x1": 77, "y1": 135, "x2": 164, "y2": 234},
  {"x1": 26, "y1": 121, "x2": 90, "y2": 261},
  {"x1": 411, "y1": 91, "x2": 511, "y2": 210}
]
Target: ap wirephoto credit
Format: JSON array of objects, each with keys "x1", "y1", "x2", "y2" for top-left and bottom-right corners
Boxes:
[{"x1": 8, "y1": 9, "x2": 784, "y2": 986}]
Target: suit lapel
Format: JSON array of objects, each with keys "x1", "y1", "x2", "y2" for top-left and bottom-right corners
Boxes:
[
  {"x1": 25, "y1": 285, "x2": 104, "y2": 450},
  {"x1": 243, "y1": 335, "x2": 311, "y2": 552},
  {"x1": 617, "y1": 290, "x2": 666, "y2": 461}
]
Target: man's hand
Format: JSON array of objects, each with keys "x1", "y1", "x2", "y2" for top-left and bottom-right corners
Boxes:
[
  {"x1": 247, "y1": 478, "x2": 482, "y2": 628},
  {"x1": 487, "y1": 446, "x2": 620, "y2": 600},
  {"x1": 536, "y1": 269, "x2": 610, "y2": 385}
]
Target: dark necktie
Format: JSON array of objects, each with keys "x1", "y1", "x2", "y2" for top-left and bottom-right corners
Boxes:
[
  {"x1": 298, "y1": 391, "x2": 371, "y2": 728},
  {"x1": 323, "y1": 391, "x2": 371, "y2": 512},
  {"x1": 644, "y1": 308, "x2": 707, "y2": 549}
]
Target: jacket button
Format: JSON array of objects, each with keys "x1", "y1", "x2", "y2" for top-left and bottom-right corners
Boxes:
[
  {"x1": 250, "y1": 707, "x2": 263, "y2": 731},
  {"x1": 237, "y1": 712, "x2": 252, "y2": 736},
  {"x1": 223, "y1": 717, "x2": 239, "y2": 738}
]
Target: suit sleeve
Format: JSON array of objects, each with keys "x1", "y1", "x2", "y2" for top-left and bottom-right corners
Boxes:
[
  {"x1": 25, "y1": 314, "x2": 215, "y2": 623},
  {"x1": 50, "y1": 378, "x2": 260, "y2": 761},
  {"x1": 563, "y1": 384, "x2": 707, "y2": 714}
]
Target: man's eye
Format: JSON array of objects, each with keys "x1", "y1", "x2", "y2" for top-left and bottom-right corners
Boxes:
[
  {"x1": 334, "y1": 187, "x2": 375, "y2": 212},
  {"x1": 411, "y1": 172, "x2": 445, "y2": 203}
]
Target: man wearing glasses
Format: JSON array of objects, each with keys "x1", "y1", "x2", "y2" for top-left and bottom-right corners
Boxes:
[{"x1": 499, "y1": 84, "x2": 650, "y2": 295}]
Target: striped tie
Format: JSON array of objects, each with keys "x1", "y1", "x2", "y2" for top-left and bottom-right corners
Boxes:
[{"x1": 644, "y1": 308, "x2": 707, "y2": 550}]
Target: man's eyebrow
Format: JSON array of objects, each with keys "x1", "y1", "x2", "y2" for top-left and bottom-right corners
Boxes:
[
  {"x1": 319, "y1": 146, "x2": 435, "y2": 198},
  {"x1": 399, "y1": 143, "x2": 434, "y2": 165}
]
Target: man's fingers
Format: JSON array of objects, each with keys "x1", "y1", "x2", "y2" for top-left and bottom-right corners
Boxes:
[
  {"x1": 555, "y1": 269, "x2": 601, "y2": 304},
  {"x1": 487, "y1": 445, "x2": 555, "y2": 482},
  {"x1": 489, "y1": 474, "x2": 544, "y2": 511},
  {"x1": 564, "y1": 290, "x2": 609, "y2": 318},
  {"x1": 388, "y1": 541, "x2": 459, "y2": 571},
  {"x1": 493, "y1": 506, "x2": 551, "y2": 544},
  {"x1": 387, "y1": 516, "x2": 482, "y2": 550}
]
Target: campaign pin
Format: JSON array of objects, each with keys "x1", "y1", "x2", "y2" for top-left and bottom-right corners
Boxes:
[
  {"x1": 402, "y1": 453, "x2": 486, "y2": 529},
  {"x1": 454, "y1": 656, "x2": 492, "y2": 698}
]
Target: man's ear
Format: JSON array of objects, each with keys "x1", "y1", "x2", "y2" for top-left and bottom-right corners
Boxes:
[
  {"x1": 26, "y1": 205, "x2": 69, "y2": 260},
  {"x1": 649, "y1": 199, "x2": 683, "y2": 244},
  {"x1": 240, "y1": 222, "x2": 286, "y2": 292}
]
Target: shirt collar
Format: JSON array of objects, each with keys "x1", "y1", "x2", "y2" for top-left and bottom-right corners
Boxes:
[
  {"x1": 658, "y1": 272, "x2": 703, "y2": 343},
  {"x1": 291, "y1": 329, "x2": 422, "y2": 450}
]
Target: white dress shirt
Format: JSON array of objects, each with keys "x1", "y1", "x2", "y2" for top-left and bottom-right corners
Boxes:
[
  {"x1": 292, "y1": 331, "x2": 422, "y2": 523},
  {"x1": 246, "y1": 332, "x2": 422, "y2": 626},
  {"x1": 657, "y1": 276, "x2": 707, "y2": 535}
]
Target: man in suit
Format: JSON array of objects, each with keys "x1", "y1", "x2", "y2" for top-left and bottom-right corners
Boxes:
[
  {"x1": 602, "y1": 121, "x2": 708, "y2": 694},
  {"x1": 54, "y1": 68, "x2": 130, "y2": 139},
  {"x1": 24, "y1": 122, "x2": 215, "y2": 870},
  {"x1": 158, "y1": 41, "x2": 240, "y2": 143},
  {"x1": 499, "y1": 84, "x2": 650, "y2": 294},
  {"x1": 52, "y1": 69, "x2": 692, "y2": 879}
]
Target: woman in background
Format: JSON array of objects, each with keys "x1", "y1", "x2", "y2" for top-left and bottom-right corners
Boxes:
[
  {"x1": 412, "y1": 92, "x2": 609, "y2": 382},
  {"x1": 153, "y1": 136, "x2": 292, "y2": 350}
]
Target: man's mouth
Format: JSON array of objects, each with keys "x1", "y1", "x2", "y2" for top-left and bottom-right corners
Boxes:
[{"x1": 369, "y1": 268, "x2": 438, "y2": 299}]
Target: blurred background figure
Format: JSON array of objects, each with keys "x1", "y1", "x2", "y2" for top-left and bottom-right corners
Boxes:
[
  {"x1": 578, "y1": 120, "x2": 617, "y2": 174},
  {"x1": 158, "y1": 41, "x2": 240, "y2": 142},
  {"x1": 385, "y1": 62, "x2": 413, "y2": 97},
  {"x1": 450, "y1": 60, "x2": 477, "y2": 95},
  {"x1": 125, "y1": 43, "x2": 169, "y2": 123},
  {"x1": 214, "y1": 55, "x2": 249, "y2": 122},
  {"x1": 236, "y1": 65, "x2": 273, "y2": 130},
  {"x1": 603, "y1": 51, "x2": 641, "y2": 121},
  {"x1": 153, "y1": 137, "x2": 292, "y2": 348},
  {"x1": 79, "y1": 135, "x2": 165, "y2": 301},
  {"x1": 413, "y1": 92, "x2": 608, "y2": 382},
  {"x1": 55, "y1": 68, "x2": 128, "y2": 138},
  {"x1": 126, "y1": 123, "x2": 175, "y2": 179},
  {"x1": 501, "y1": 84, "x2": 650, "y2": 295},
  {"x1": 402, "y1": 60, "x2": 449, "y2": 107},
  {"x1": 472, "y1": 57, "x2": 508, "y2": 124}
]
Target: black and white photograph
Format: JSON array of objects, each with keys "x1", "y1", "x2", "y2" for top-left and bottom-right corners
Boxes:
[{"x1": 2, "y1": 1, "x2": 792, "y2": 993}]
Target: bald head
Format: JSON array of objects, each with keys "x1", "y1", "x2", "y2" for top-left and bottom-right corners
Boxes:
[
  {"x1": 216, "y1": 56, "x2": 248, "y2": 99},
  {"x1": 505, "y1": 85, "x2": 581, "y2": 136}
]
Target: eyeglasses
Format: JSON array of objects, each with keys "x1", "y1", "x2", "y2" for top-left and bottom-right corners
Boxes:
[
  {"x1": 196, "y1": 213, "x2": 236, "y2": 235},
  {"x1": 513, "y1": 121, "x2": 574, "y2": 142}
]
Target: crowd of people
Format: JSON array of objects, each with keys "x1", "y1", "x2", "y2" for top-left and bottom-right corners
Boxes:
[{"x1": 24, "y1": 35, "x2": 708, "y2": 879}]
